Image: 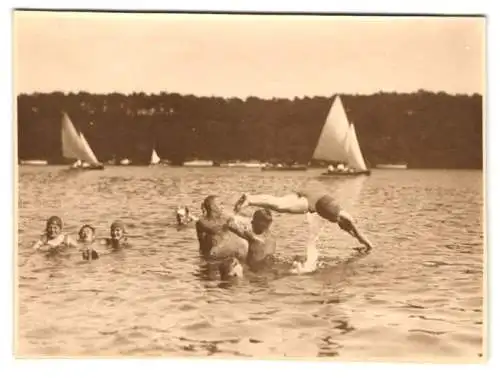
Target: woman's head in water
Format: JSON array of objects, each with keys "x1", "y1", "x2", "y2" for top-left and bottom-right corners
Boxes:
[
  {"x1": 78, "y1": 224, "x2": 96, "y2": 243},
  {"x1": 110, "y1": 220, "x2": 126, "y2": 240},
  {"x1": 251, "y1": 209, "x2": 273, "y2": 234},
  {"x1": 45, "y1": 216, "x2": 63, "y2": 239}
]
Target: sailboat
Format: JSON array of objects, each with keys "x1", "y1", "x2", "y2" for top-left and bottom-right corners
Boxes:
[
  {"x1": 62, "y1": 112, "x2": 104, "y2": 170},
  {"x1": 150, "y1": 148, "x2": 161, "y2": 165},
  {"x1": 311, "y1": 96, "x2": 370, "y2": 176}
]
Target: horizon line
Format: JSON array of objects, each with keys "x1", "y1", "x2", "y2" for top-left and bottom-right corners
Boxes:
[{"x1": 16, "y1": 89, "x2": 483, "y2": 99}]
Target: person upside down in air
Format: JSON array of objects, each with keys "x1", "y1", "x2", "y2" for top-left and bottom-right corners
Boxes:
[{"x1": 233, "y1": 181, "x2": 373, "y2": 251}]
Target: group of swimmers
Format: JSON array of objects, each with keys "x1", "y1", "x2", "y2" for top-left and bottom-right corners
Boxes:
[
  {"x1": 32, "y1": 216, "x2": 129, "y2": 259},
  {"x1": 177, "y1": 181, "x2": 373, "y2": 280},
  {"x1": 32, "y1": 181, "x2": 372, "y2": 279}
]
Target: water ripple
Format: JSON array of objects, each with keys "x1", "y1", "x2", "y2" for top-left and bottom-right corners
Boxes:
[{"x1": 16, "y1": 167, "x2": 483, "y2": 361}]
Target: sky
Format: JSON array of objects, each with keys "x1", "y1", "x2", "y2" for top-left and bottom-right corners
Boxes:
[{"x1": 13, "y1": 11, "x2": 485, "y2": 98}]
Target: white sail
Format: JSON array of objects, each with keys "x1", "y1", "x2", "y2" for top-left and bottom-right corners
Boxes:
[
  {"x1": 312, "y1": 96, "x2": 351, "y2": 162},
  {"x1": 151, "y1": 148, "x2": 160, "y2": 164},
  {"x1": 61, "y1": 113, "x2": 100, "y2": 165},
  {"x1": 78, "y1": 131, "x2": 100, "y2": 165},
  {"x1": 346, "y1": 123, "x2": 368, "y2": 171}
]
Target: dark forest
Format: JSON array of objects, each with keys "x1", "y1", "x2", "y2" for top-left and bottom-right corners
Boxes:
[{"x1": 17, "y1": 91, "x2": 483, "y2": 169}]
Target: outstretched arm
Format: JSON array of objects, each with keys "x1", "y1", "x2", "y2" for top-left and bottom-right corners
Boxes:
[
  {"x1": 225, "y1": 218, "x2": 257, "y2": 242},
  {"x1": 338, "y1": 214, "x2": 373, "y2": 250},
  {"x1": 34, "y1": 243, "x2": 54, "y2": 252}
]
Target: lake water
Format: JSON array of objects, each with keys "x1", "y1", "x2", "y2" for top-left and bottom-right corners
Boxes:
[{"x1": 16, "y1": 166, "x2": 484, "y2": 362}]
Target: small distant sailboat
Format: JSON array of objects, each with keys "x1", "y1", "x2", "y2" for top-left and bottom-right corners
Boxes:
[
  {"x1": 312, "y1": 96, "x2": 370, "y2": 176},
  {"x1": 183, "y1": 160, "x2": 214, "y2": 167},
  {"x1": 62, "y1": 112, "x2": 104, "y2": 170},
  {"x1": 150, "y1": 148, "x2": 161, "y2": 165},
  {"x1": 218, "y1": 160, "x2": 263, "y2": 168},
  {"x1": 119, "y1": 158, "x2": 131, "y2": 166},
  {"x1": 376, "y1": 163, "x2": 408, "y2": 169},
  {"x1": 20, "y1": 160, "x2": 48, "y2": 166}
]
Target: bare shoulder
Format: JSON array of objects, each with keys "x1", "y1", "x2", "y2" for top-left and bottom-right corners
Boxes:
[
  {"x1": 196, "y1": 217, "x2": 209, "y2": 228},
  {"x1": 267, "y1": 233, "x2": 277, "y2": 244},
  {"x1": 263, "y1": 233, "x2": 277, "y2": 254}
]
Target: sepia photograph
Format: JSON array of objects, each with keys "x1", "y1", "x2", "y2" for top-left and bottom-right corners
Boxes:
[{"x1": 13, "y1": 9, "x2": 485, "y2": 362}]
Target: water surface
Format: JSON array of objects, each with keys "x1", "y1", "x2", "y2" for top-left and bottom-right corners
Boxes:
[{"x1": 16, "y1": 166, "x2": 484, "y2": 361}]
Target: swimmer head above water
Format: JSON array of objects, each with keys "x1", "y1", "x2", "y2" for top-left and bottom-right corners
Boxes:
[
  {"x1": 110, "y1": 220, "x2": 126, "y2": 241},
  {"x1": 45, "y1": 216, "x2": 63, "y2": 239},
  {"x1": 78, "y1": 224, "x2": 96, "y2": 243}
]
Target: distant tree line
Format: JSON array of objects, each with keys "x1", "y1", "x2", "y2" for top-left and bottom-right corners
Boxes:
[{"x1": 17, "y1": 90, "x2": 483, "y2": 168}]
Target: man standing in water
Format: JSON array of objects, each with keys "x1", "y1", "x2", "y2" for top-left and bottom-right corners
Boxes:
[
  {"x1": 233, "y1": 181, "x2": 373, "y2": 251},
  {"x1": 195, "y1": 195, "x2": 248, "y2": 278}
]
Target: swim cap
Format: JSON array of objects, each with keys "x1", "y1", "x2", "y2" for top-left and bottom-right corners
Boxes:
[
  {"x1": 110, "y1": 220, "x2": 126, "y2": 231},
  {"x1": 46, "y1": 216, "x2": 63, "y2": 228},
  {"x1": 253, "y1": 209, "x2": 273, "y2": 223}
]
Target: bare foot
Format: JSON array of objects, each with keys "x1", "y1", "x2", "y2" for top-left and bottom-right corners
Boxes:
[{"x1": 234, "y1": 194, "x2": 249, "y2": 213}]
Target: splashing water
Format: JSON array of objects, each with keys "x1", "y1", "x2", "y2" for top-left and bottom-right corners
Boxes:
[{"x1": 290, "y1": 212, "x2": 323, "y2": 274}]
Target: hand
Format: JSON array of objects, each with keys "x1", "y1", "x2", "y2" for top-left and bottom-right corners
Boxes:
[
  {"x1": 233, "y1": 194, "x2": 248, "y2": 213},
  {"x1": 353, "y1": 246, "x2": 371, "y2": 255}
]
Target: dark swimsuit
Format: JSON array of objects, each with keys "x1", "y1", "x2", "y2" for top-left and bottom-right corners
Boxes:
[
  {"x1": 315, "y1": 195, "x2": 342, "y2": 222},
  {"x1": 296, "y1": 187, "x2": 341, "y2": 222}
]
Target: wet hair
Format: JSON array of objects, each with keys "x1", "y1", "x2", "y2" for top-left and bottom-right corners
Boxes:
[
  {"x1": 78, "y1": 224, "x2": 96, "y2": 240},
  {"x1": 252, "y1": 209, "x2": 273, "y2": 224},
  {"x1": 202, "y1": 195, "x2": 218, "y2": 214},
  {"x1": 46, "y1": 216, "x2": 63, "y2": 230}
]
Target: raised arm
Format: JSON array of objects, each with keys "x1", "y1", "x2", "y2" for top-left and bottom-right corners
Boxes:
[{"x1": 225, "y1": 218, "x2": 256, "y2": 242}]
